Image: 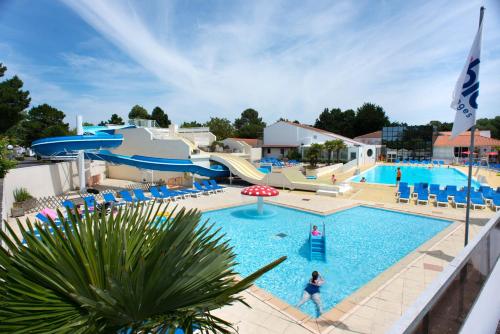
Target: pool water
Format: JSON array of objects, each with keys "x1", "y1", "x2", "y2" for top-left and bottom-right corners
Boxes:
[
  {"x1": 350, "y1": 165, "x2": 480, "y2": 188},
  {"x1": 202, "y1": 204, "x2": 451, "y2": 317}
]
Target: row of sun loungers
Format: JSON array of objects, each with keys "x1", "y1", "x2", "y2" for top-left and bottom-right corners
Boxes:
[
  {"x1": 397, "y1": 182, "x2": 500, "y2": 211},
  {"x1": 57, "y1": 180, "x2": 226, "y2": 211},
  {"x1": 394, "y1": 159, "x2": 445, "y2": 165}
]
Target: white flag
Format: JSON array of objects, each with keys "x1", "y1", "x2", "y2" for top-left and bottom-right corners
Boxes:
[{"x1": 450, "y1": 17, "x2": 483, "y2": 139}]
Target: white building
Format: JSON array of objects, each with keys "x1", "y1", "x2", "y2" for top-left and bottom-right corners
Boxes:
[
  {"x1": 221, "y1": 138, "x2": 262, "y2": 162},
  {"x1": 263, "y1": 121, "x2": 377, "y2": 165}
]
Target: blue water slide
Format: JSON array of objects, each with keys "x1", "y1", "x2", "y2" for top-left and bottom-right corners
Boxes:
[
  {"x1": 86, "y1": 150, "x2": 229, "y2": 177},
  {"x1": 31, "y1": 134, "x2": 124, "y2": 157},
  {"x1": 31, "y1": 134, "x2": 228, "y2": 178}
]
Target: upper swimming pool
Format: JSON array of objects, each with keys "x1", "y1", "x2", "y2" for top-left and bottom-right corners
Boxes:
[
  {"x1": 350, "y1": 165, "x2": 480, "y2": 188},
  {"x1": 201, "y1": 204, "x2": 451, "y2": 317}
]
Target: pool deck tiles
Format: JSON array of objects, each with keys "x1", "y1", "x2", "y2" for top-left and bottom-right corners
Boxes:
[{"x1": 6, "y1": 183, "x2": 498, "y2": 334}]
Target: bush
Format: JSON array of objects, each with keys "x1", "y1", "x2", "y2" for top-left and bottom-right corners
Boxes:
[
  {"x1": 13, "y1": 188, "x2": 33, "y2": 202},
  {"x1": 0, "y1": 137, "x2": 17, "y2": 178},
  {"x1": 15, "y1": 156, "x2": 25, "y2": 161}
]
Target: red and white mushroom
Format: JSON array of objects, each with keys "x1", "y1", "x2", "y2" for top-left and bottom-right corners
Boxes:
[{"x1": 241, "y1": 185, "x2": 279, "y2": 214}]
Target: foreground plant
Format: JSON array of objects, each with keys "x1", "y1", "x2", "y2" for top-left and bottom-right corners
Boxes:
[{"x1": 0, "y1": 203, "x2": 285, "y2": 333}]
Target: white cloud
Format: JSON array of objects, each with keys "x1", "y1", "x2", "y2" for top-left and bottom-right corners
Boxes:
[{"x1": 45, "y1": 0, "x2": 500, "y2": 125}]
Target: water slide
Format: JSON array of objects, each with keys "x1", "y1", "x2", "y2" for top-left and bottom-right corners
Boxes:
[
  {"x1": 31, "y1": 134, "x2": 229, "y2": 178},
  {"x1": 210, "y1": 153, "x2": 266, "y2": 183}
]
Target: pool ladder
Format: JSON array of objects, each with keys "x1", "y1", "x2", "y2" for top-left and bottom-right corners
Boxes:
[{"x1": 309, "y1": 223, "x2": 326, "y2": 261}]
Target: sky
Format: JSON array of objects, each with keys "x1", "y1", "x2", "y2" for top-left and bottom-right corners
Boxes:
[{"x1": 1, "y1": 0, "x2": 499, "y2": 128}]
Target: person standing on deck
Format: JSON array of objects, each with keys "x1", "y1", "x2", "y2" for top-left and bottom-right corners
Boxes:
[{"x1": 396, "y1": 167, "x2": 402, "y2": 188}]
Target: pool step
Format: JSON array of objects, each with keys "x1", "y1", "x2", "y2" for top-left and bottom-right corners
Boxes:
[{"x1": 309, "y1": 224, "x2": 326, "y2": 261}]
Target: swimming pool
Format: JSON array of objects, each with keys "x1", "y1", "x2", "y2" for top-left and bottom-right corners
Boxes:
[
  {"x1": 202, "y1": 204, "x2": 451, "y2": 317},
  {"x1": 350, "y1": 165, "x2": 480, "y2": 188}
]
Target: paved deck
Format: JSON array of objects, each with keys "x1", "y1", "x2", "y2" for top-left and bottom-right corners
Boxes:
[{"x1": 6, "y1": 182, "x2": 497, "y2": 334}]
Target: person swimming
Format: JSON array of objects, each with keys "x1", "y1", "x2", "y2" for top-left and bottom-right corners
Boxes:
[
  {"x1": 360, "y1": 177, "x2": 367, "y2": 183},
  {"x1": 311, "y1": 225, "x2": 321, "y2": 236},
  {"x1": 297, "y1": 271, "x2": 324, "y2": 316}
]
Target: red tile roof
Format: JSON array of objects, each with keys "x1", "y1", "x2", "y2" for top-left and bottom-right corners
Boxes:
[
  {"x1": 354, "y1": 130, "x2": 381, "y2": 139},
  {"x1": 434, "y1": 132, "x2": 500, "y2": 147}
]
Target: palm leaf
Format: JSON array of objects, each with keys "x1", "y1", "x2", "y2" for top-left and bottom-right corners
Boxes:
[{"x1": 0, "y1": 202, "x2": 286, "y2": 333}]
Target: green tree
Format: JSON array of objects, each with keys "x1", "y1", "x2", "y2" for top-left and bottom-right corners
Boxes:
[
  {"x1": 205, "y1": 117, "x2": 234, "y2": 140},
  {"x1": 306, "y1": 143, "x2": 323, "y2": 167},
  {"x1": 476, "y1": 116, "x2": 500, "y2": 139},
  {"x1": 0, "y1": 137, "x2": 17, "y2": 178},
  {"x1": 181, "y1": 121, "x2": 203, "y2": 128},
  {"x1": 128, "y1": 105, "x2": 149, "y2": 119},
  {"x1": 151, "y1": 106, "x2": 171, "y2": 128},
  {"x1": 332, "y1": 139, "x2": 347, "y2": 162},
  {"x1": 353, "y1": 103, "x2": 390, "y2": 137},
  {"x1": 0, "y1": 64, "x2": 31, "y2": 134},
  {"x1": 82, "y1": 122, "x2": 94, "y2": 126},
  {"x1": 234, "y1": 109, "x2": 266, "y2": 139},
  {"x1": 0, "y1": 204, "x2": 285, "y2": 333},
  {"x1": 428, "y1": 120, "x2": 452, "y2": 131},
  {"x1": 314, "y1": 108, "x2": 356, "y2": 138},
  {"x1": 323, "y1": 140, "x2": 336, "y2": 164},
  {"x1": 108, "y1": 113, "x2": 125, "y2": 125},
  {"x1": 20, "y1": 104, "x2": 70, "y2": 146}
]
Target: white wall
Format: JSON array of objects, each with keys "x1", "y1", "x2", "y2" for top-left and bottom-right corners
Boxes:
[
  {"x1": 2, "y1": 162, "x2": 77, "y2": 219},
  {"x1": 109, "y1": 127, "x2": 194, "y2": 182}
]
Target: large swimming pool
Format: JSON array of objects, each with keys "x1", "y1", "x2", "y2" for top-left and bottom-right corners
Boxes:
[
  {"x1": 350, "y1": 165, "x2": 480, "y2": 188},
  {"x1": 202, "y1": 204, "x2": 451, "y2": 317}
]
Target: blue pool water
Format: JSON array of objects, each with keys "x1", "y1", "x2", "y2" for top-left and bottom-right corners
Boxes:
[
  {"x1": 350, "y1": 165, "x2": 480, "y2": 188},
  {"x1": 202, "y1": 204, "x2": 451, "y2": 317}
]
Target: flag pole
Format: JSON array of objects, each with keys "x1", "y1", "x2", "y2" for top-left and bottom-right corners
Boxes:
[{"x1": 464, "y1": 6, "x2": 485, "y2": 246}]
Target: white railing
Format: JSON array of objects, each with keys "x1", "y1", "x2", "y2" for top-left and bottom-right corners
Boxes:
[
  {"x1": 178, "y1": 127, "x2": 210, "y2": 133},
  {"x1": 128, "y1": 119, "x2": 158, "y2": 128}
]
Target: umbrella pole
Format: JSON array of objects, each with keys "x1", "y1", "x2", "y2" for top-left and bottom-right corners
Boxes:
[{"x1": 257, "y1": 196, "x2": 264, "y2": 214}]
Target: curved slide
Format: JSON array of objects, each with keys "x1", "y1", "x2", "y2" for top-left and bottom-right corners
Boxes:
[
  {"x1": 31, "y1": 135, "x2": 229, "y2": 178},
  {"x1": 210, "y1": 153, "x2": 266, "y2": 183}
]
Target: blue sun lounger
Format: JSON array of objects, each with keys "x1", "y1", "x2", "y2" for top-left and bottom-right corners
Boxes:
[
  {"x1": 436, "y1": 191, "x2": 449, "y2": 207},
  {"x1": 398, "y1": 188, "x2": 410, "y2": 203},
  {"x1": 132, "y1": 189, "x2": 152, "y2": 202},
  {"x1": 103, "y1": 192, "x2": 125, "y2": 206},
  {"x1": 209, "y1": 180, "x2": 226, "y2": 192},
  {"x1": 194, "y1": 181, "x2": 214, "y2": 195},
  {"x1": 470, "y1": 192, "x2": 486, "y2": 209},
  {"x1": 119, "y1": 190, "x2": 139, "y2": 203},
  {"x1": 150, "y1": 186, "x2": 172, "y2": 201},
  {"x1": 202, "y1": 180, "x2": 223, "y2": 193},
  {"x1": 417, "y1": 189, "x2": 429, "y2": 205},
  {"x1": 429, "y1": 184, "x2": 440, "y2": 199},
  {"x1": 491, "y1": 195, "x2": 500, "y2": 211},
  {"x1": 62, "y1": 200, "x2": 76, "y2": 210},
  {"x1": 83, "y1": 196, "x2": 96, "y2": 208},
  {"x1": 445, "y1": 185, "x2": 458, "y2": 200},
  {"x1": 158, "y1": 185, "x2": 186, "y2": 200},
  {"x1": 453, "y1": 191, "x2": 467, "y2": 208},
  {"x1": 165, "y1": 184, "x2": 199, "y2": 197}
]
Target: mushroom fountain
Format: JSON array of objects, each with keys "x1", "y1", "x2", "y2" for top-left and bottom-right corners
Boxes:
[{"x1": 241, "y1": 185, "x2": 279, "y2": 215}]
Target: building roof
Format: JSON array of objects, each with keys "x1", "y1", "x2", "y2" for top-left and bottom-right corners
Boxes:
[
  {"x1": 276, "y1": 121, "x2": 366, "y2": 146},
  {"x1": 434, "y1": 131, "x2": 500, "y2": 147},
  {"x1": 229, "y1": 138, "x2": 261, "y2": 147},
  {"x1": 262, "y1": 144, "x2": 299, "y2": 148},
  {"x1": 354, "y1": 130, "x2": 382, "y2": 140}
]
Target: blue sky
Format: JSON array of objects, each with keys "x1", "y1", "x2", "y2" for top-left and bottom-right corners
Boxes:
[{"x1": 1, "y1": 0, "x2": 499, "y2": 128}]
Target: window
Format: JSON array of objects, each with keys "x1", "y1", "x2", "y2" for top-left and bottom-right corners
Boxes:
[
  {"x1": 367, "y1": 149, "x2": 373, "y2": 157},
  {"x1": 267, "y1": 148, "x2": 271, "y2": 154},
  {"x1": 382, "y1": 126, "x2": 436, "y2": 159},
  {"x1": 350, "y1": 152, "x2": 356, "y2": 160},
  {"x1": 280, "y1": 148, "x2": 285, "y2": 155}
]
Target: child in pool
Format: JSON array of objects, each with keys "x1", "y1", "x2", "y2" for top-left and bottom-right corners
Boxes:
[{"x1": 311, "y1": 225, "x2": 321, "y2": 236}]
